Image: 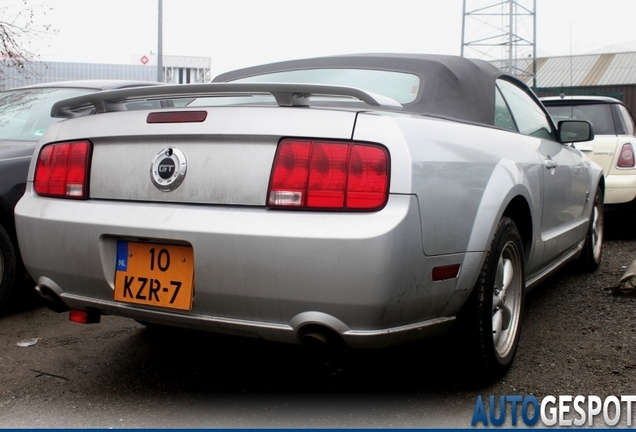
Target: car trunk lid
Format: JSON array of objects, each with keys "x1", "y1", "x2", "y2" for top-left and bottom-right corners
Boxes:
[{"x1": 51, "y1": 106, "x2": 358, "y2": 206}]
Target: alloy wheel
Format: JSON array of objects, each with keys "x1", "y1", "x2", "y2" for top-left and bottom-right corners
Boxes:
[{"x1": 491, "y1": 240, "x2": 523, "y2": 359}]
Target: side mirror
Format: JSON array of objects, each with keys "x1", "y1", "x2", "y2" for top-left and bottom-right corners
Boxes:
[{"x1": 558, "y1": 120, "x2": 594, "y2": 144}]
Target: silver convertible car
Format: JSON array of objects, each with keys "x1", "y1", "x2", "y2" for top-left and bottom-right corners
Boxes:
[{"x1": 15, "y1": 54, "x2": 603, "y2": 381}]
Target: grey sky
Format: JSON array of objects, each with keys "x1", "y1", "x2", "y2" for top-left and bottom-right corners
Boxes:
[{"x1": 7, "y1": 0, "x2": 636, "y2": 78}]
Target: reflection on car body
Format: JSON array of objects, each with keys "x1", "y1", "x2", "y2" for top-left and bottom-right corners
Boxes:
[{"x1": 15, "y1": 54, "x2": 604, "y2": 382}]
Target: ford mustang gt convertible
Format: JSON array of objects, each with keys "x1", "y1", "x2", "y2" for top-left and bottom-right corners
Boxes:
[{"x1": 14, "y1": 54, "x2": 603, "y2": 381}]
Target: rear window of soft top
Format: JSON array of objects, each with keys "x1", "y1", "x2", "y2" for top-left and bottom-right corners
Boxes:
[{"x1": 189, "y1": 68, "x2": 420, "y2": 108}]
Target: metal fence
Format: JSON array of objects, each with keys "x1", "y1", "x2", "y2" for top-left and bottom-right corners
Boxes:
[{"x1": 0, "y1": 60, "x2": 157, "y2": 90}]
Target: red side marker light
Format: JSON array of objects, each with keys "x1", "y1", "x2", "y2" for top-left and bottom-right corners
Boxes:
[
  {"x1": 69, "y1": 309, "x2": 101, "y2": 324},
  {"x1": 432, "y1": 264, "x2": 461, "y2": 281}
]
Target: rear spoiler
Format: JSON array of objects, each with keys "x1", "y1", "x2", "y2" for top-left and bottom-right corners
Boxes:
[{"x1": 51, "y1": 82, "x2": 403, "y2": 118}]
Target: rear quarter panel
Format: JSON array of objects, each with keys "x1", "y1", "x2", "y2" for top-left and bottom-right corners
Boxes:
[{"x1": 352, "y1": 112, "x2": 583, "y2": 282}]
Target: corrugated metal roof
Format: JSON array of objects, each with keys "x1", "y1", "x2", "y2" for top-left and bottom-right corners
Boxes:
[
  {"x1": 599, "y1": 52, "x2": 636, "y2": 85},
  {"x1": 492, "y1": 52, "x2": 636, "y2": 88},
  {"x1": 582, "y1": 54, "x2": 615, "y2": 86},
  {"x1": 535, "y1": 55, "x2": 600, "y2": 87}
]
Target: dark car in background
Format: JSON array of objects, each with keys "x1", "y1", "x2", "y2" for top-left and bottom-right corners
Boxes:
[
  {"x1": 542, "y1": 96, "x2": 636, "y2": 210},
  {"x1": 0, "y1": 80, "x2": 161, "y2": 312}
]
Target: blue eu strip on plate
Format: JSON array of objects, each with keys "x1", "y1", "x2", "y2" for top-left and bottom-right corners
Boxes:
[{"x1": 116, "y1": 241, "x2": 128, "y2": 271}]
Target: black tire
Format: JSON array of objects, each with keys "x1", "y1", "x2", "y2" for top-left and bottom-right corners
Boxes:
[
  {"x1": 575, "y1": 186, "x2": 604, "y2": 273},
  {"x1": 0, "y1": 224, "x2": 18, "y2": 312},
  {"x1": 458, "y1": 217, "x2": 525, "y2": 383}
]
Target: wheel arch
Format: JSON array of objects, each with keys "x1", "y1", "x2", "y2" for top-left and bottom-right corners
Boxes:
[
  {"x1": 597, "y1": 174, "x2": 606, "y2": 197},
  {"x1": 465, "y1": 159, "x2": 538, "y2": 258},
  {"x1": 502, "y1": 196, "x2": 533, "y2": 260}
]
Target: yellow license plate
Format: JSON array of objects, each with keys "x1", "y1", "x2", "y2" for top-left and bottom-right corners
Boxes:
[{"x1": 114, "y1": 241, "x2": 194, "y2": 311}]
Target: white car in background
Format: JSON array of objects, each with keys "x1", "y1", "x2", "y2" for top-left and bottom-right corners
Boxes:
[{"x1": 542, "y1": 96, "x2": 636, "y2": 210}]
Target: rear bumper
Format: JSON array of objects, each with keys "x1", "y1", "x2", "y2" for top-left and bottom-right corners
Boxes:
[{"x1": 15, "y1": 190, "x2": 483, "y2": 348}]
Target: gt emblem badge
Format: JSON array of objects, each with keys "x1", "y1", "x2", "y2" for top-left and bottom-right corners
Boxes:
[{"x1": 150, "y1": 147, "x2": 187, "y2": 191}]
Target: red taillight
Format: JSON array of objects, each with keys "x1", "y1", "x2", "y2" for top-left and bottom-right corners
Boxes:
[
  {"x1": 268, "y1": 139, "x2": 389, "y2": 210},
  {"x1": 307, "y1": 142, "x2": 349, "y2": 208},
  {"x1": 34, "y1": 140, "x2": 91, "y2": 199},
  {"x1": 617, "y1": 143, "x2": 635, "y2": 168}
]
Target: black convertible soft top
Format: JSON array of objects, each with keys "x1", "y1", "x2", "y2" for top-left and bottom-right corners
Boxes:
[{"x1": 214, "y1": 53, "x2": 517, "y2": 126}]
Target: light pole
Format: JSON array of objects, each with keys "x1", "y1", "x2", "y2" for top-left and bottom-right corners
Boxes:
[{"x1": 157, "y1": 0, "x2": 163, "y2": 82}]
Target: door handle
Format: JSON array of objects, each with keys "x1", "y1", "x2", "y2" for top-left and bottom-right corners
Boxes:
[{"x1": 544, "y1": 158, "x2": 558, "y2": 169}]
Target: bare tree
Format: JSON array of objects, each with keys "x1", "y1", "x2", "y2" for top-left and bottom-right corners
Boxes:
[{"x1": 0, "y1": 1, "x2": 55, "y2": 83}]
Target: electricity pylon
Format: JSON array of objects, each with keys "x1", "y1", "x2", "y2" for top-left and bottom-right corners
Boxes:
[{"x1": 461, "y1": 0, "x2": 537, "y2": 87}]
